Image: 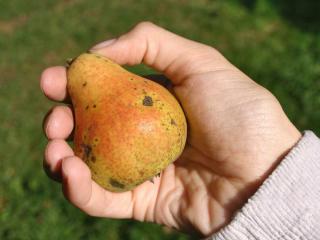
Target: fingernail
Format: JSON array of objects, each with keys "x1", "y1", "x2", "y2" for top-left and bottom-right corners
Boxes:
[{"x1": 91, "y1": 38, "x2": 117, "y2": 50}]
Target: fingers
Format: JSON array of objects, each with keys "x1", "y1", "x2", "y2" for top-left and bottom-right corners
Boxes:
[
  {"x1": 40, "y1": 66, "x2": 68, "y2": 102},
  {"x1": 43, "y1": 105, "x2": 74, "y2": 140},
  {"x1": 61, "y1": 156, "x2": 134, "y2": 218},
  {"x1": 44, "y1": 139, "x2": 74, "y2": 181},
  {"x1": 91, "y1": 22, "x2": 234, "y2": 85}
]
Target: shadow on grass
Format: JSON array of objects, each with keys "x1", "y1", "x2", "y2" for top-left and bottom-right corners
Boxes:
[{"x1": 239, "y1": 0, "x2": 320, "y2": 32}]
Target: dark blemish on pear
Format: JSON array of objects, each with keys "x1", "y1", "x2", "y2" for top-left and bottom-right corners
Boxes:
[
  {"x1": 81, "y1": 144, "x2": 92, "y2": 159},
  {"x1": 109, "y1": 179, "x2": 125, "y2": 189},
  {"x1": 143, "y1": 96, "x2": 153, "y2": 106},
  {"x1": 82, "y1": 81, "x2": 87, "y2": 87},
  {"x1": 85, "y1": 105, "x2": 89, "y2": 110},
  {"x1": 130, "y1": 78, "x2": 134, "y2": 81},
  {"x1": 170, "y1": 119, "x2": 176, "y2": 125},
  {"x1": 156, "y1": 172, "x2": 161, "y2": 177},
  {"x1": 91, "y1": 156, "x2": 96, "y2": 163},
  {"x1": 93, "y1": 104, "x2": 96, "y2": 108}
]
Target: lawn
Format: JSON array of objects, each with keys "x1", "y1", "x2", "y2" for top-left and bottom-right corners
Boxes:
[{"x1": 0, "y1": 0, "x2": 319, "y2": 239}]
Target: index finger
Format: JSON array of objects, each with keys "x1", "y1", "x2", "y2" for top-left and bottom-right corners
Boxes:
[
  {"x1": 90, "y1": 22, "x2": 233, "y2": 85},
  {"x1": 40, "y1": 66, "x2": 69, "y2": 102}
]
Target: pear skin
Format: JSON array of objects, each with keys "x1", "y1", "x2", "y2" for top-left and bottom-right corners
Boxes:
[{"x1": 67, "y1": 53, "x2": 187, "y2": 192}]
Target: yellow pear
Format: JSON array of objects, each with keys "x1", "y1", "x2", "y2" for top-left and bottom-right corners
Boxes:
[{"x1": 67, "y1": 53, "x2": 187, "y2": 192}]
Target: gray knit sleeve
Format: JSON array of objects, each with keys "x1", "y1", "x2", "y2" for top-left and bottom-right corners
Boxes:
[{"x1": 208, "y1": 131, "x2": 320, "y2": 240}]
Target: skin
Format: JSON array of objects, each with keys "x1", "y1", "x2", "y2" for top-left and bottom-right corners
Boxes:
[{"x1": 40, "y1": 22, "x2": 301, "y2": 237}]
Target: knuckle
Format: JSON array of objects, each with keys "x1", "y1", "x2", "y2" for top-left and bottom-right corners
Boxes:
[
  {"x1": 133, "y1": 21, "x2": 158, "y2": 33},
  {"x1": 52, "y1": 105, "x2": 71, "y2": 117},
  {"x1": 50, "y1": 105, "x2": 62, "y2": 116},
  {"x1": 40, "y1": 68, "x2": 50, "y2": 82},
  {"x1": 40, "y1": 68, "x2": 52, "y2": 91},
  {"x1": 204, "y1": 45, "x2": 223, "y2": 59},
  {"x1": 47, "y1": 106, "x2": 62, "y2": 125}
]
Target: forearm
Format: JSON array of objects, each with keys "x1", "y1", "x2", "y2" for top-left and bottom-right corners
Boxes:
[{"x1": 208, "y1": 131, "x2": 320, "y2": 240}]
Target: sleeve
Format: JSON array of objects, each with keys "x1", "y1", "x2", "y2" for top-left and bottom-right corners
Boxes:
[{"x1": 208, "y1": 131, "x2": 320, "y2": 240}]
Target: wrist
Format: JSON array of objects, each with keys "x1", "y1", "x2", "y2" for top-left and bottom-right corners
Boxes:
[{"x1": 227, "y1": 120, "x2": 302, "y2": 229}]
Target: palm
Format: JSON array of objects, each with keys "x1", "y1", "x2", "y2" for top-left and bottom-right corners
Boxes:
[{"x1": 131, "y1": 70, "x2": 281, "y2": 235}]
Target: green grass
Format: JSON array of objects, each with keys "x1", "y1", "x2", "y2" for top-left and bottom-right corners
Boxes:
[{"x1": 0, "y1": 0, "x2": 319, "y2": 239}]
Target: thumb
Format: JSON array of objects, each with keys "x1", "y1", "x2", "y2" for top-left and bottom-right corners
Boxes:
[{"x1": 90, "y1": 22, "x2": 234, "y2": 85}]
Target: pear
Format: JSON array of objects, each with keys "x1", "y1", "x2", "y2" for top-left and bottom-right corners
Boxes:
[{"x1": 67, "y1": 53, "x2": 187, "y2": 192}]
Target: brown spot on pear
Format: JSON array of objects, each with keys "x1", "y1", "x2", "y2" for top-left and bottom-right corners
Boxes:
[{"x1": 66, "y1": 53, "x2": 187, "y2": 192}]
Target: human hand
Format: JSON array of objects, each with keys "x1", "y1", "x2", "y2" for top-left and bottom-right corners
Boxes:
[{"x1": 40, "y1": 22, "x2": 301, "y2": 237}]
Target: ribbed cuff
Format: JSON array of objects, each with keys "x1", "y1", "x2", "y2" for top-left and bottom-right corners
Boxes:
[{"x1": 209, "y1": 131, "x2": 320, "y2": 240}]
